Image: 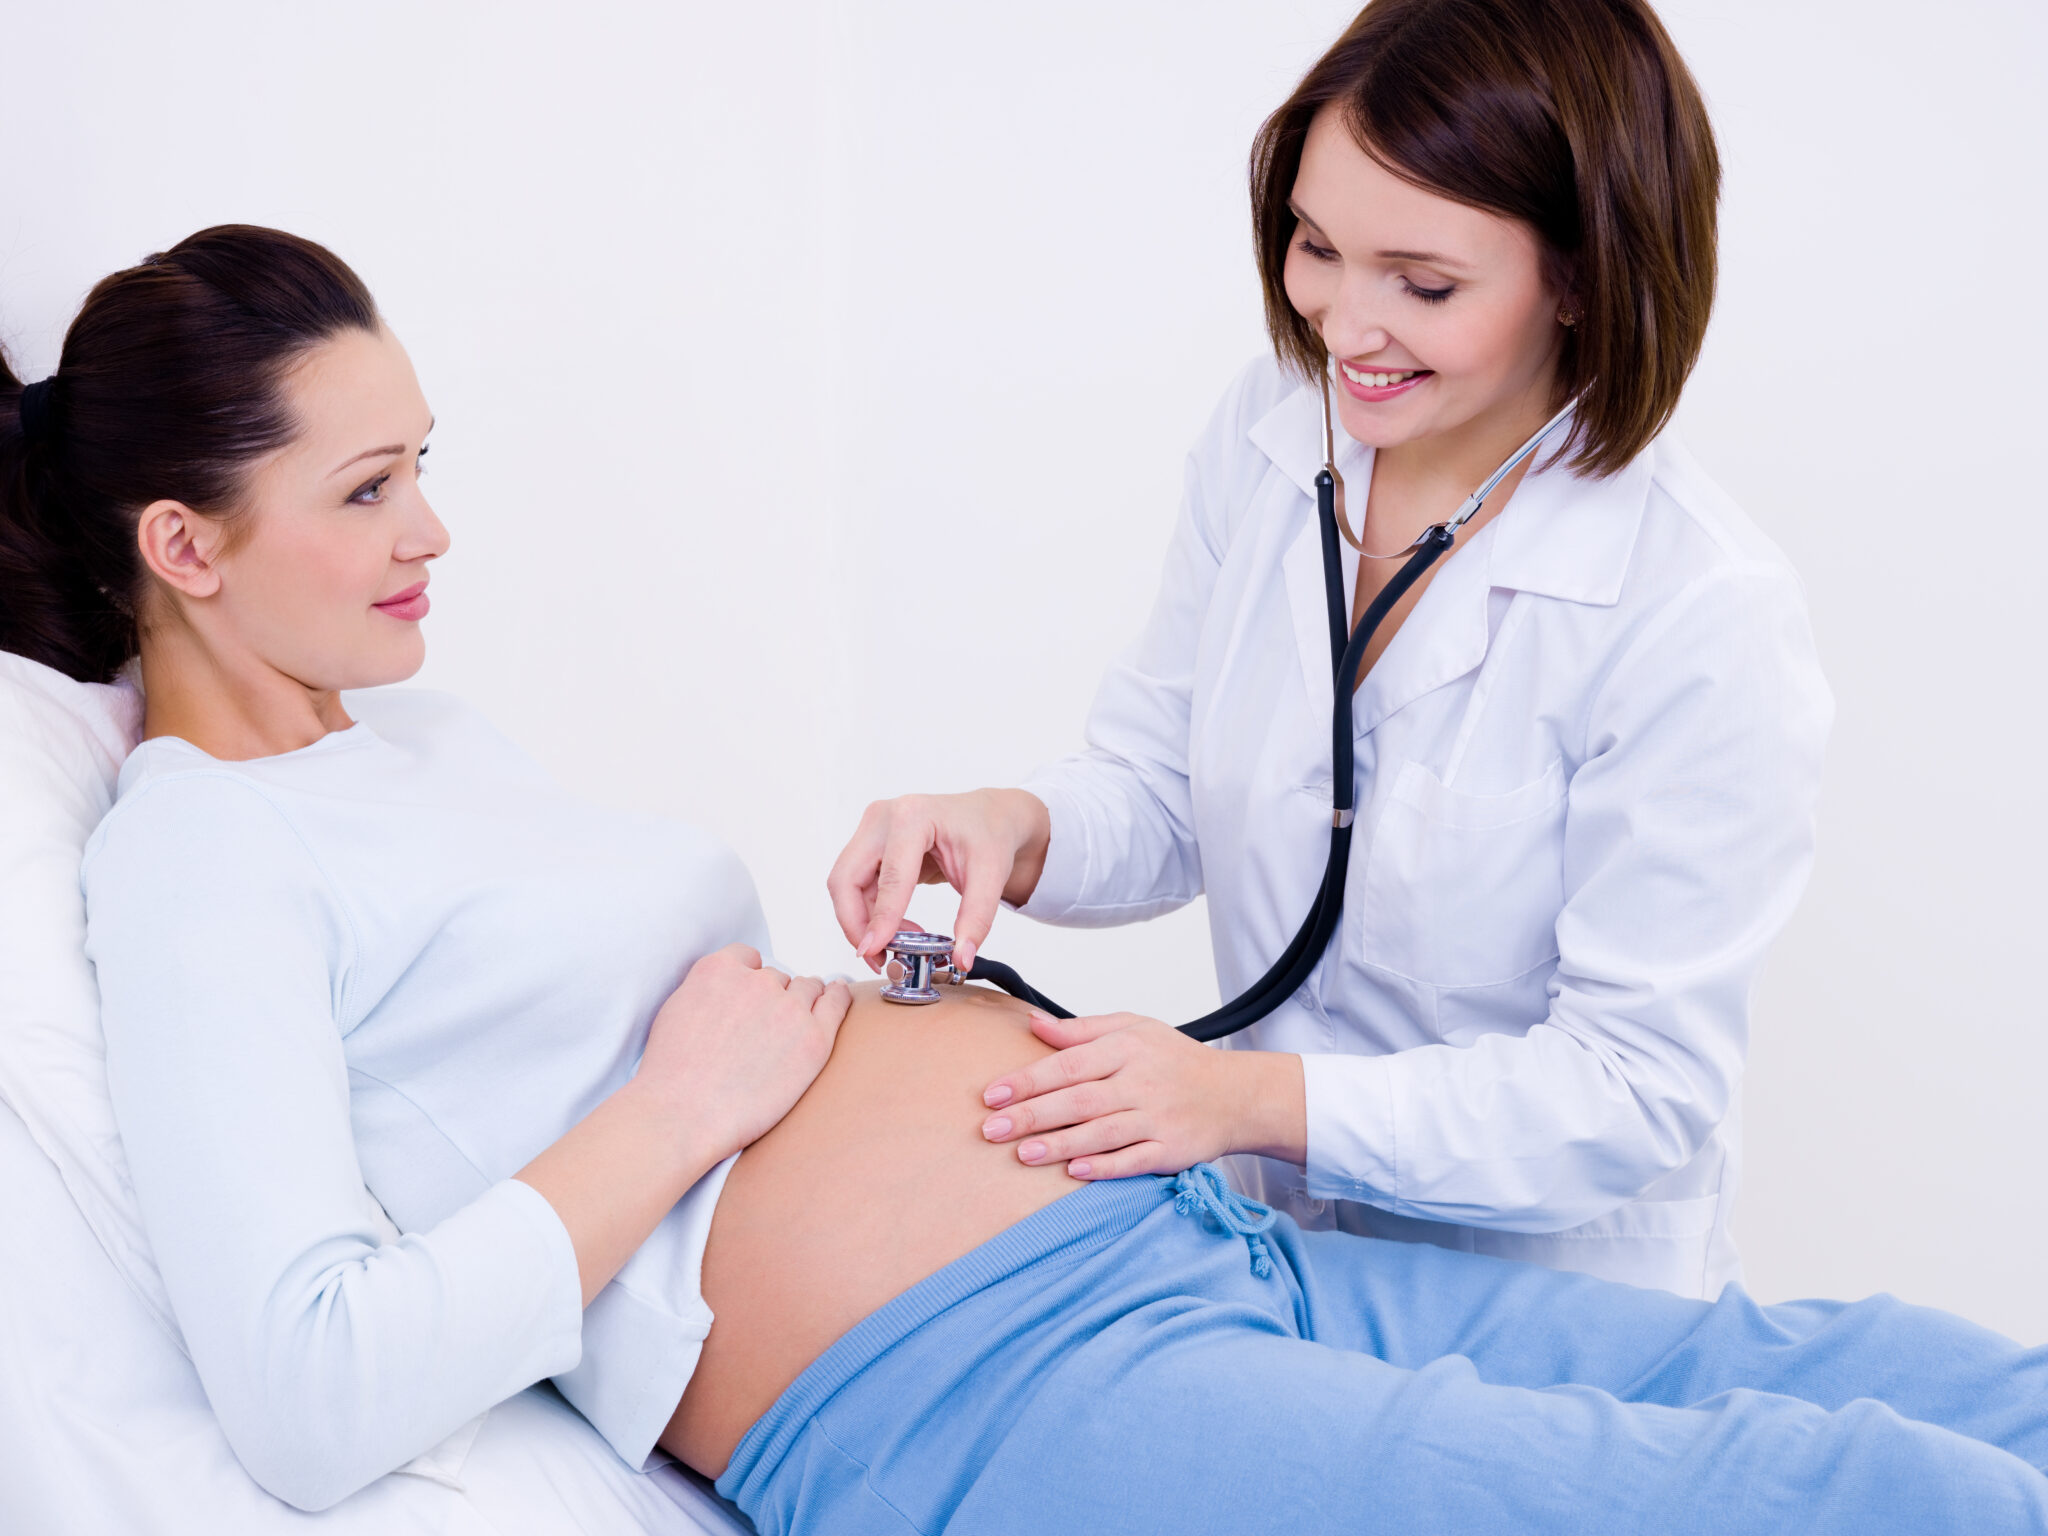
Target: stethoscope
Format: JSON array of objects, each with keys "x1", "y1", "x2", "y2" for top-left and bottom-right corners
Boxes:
[{"x1": 882, "y1": 359, "x2": 1575, "y2": 1041}]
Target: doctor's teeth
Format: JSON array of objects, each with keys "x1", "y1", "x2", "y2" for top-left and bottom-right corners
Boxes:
[{"x1": 1342, "y1": 365, "x2": 1418, "y2": 387}]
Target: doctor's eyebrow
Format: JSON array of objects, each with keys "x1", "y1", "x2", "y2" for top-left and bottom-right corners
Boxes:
[
  {"x1": 1287, "y1": 199, "x2": 1471, "y2": 271},
  {"x1": 1287, "y1": 199, "x2": 1332, "y2": 238},
  {"x1": 327, "y1": 418, "x2": 435, "y2": 478}
]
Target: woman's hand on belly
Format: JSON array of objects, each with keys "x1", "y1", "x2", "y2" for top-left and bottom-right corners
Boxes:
[
  {"x1": 636, "y1": 944, "x2": 853, "y2": 1154},
  {"x1": 979, "y1": 1012, "x2": 1308, "y2": 1179},
  {"x1": 516, "y1": 945, "x2": 850, "y2": 1308}
]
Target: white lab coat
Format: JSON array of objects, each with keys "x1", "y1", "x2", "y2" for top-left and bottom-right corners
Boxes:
[{"x1": 1019, "y1": 356, "x2": 1832, "y2": 1298}]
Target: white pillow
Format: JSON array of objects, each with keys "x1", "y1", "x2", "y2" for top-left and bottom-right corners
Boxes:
[{"x1": 0, "y1": 650, "x2": 175, "y2": 1340}]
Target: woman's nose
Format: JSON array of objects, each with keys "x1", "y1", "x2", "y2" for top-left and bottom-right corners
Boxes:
[{"x1": 404, "y1": 493, "x2": 452, "y2": 562}]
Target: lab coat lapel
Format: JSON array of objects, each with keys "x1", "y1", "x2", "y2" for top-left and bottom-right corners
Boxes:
[
  {"x1": 1250, "y1": 378, "x2": 1490, "y2": 740},
  {"x1": 1252, "y1": 380, "x2": 1368, "y2": 729},
  {"x1": 1249, "y1": 384, "x2": 1650, "y2": 741},
  {"x1": 1280, "y1": 512, "x2": 1342, "y2": 725},
  {"x1": 1348, "y1": 435, "x2": 1654, "y2": 733},
  {"x1": 1350, "y1": 521, "x2": 1494, "y2": 738}
]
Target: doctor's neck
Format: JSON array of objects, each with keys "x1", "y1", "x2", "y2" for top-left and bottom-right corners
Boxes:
[{"x1": 1362, "y1": 368, "x2": 1569, "y2": 507}]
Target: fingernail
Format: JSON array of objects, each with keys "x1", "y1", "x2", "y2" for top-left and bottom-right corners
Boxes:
[
  {"x1": 982, "y1": 1116, "x2": 1012, "y2": 1140},
  {"x1": 1069, "y1": 1160, "x2": 1092, "y2": 1178},
  {"x1": 983, "y1": 1085, "x2": 1012, "y2": 1107},
  {"x1": 1019, "y1": 1141, "x2": 1046, "y2": 1164},
  {"x1": 1027, "y1": 1010, "x2": 1052, "y2": 1026}
]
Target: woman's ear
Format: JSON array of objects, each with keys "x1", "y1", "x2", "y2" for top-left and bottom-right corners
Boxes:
[{"x1": 135, "y1": 499, "x2": 225, "y2": 599}]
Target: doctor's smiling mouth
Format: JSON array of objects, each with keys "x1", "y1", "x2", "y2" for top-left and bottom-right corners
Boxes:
[{"x1": 1337, "y1": 359, "x2": 1434, "y2": 402}]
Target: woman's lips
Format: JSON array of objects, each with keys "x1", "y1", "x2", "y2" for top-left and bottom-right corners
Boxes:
[
  {"x1": 373, "y1": 581, "x2": 430, "y2": 623},
  {"x1": 1339, "y1": 363, "x2": 1432, "y2": 403}
]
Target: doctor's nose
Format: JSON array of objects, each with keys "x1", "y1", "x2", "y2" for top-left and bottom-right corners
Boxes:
[{"x1": 1320, "y1": 315, "x2": 1393, "y2": 364}]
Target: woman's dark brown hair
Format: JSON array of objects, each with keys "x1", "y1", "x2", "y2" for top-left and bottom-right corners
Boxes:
[
  {"x1": 0, "y1": 225, "x2": 379, "y2": 684},
  {"x1": 1251, "y1": 0, "x2": 1719, "y2": 477}
]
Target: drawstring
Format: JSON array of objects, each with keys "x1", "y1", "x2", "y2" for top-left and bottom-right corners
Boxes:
[{"x1": 1170, "y1": 1165, "x2": 1278, "y2": 1279}]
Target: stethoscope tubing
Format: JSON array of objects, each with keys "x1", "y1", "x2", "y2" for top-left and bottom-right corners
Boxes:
[{"x1": 967, "y1": 377, "x2": 1571, "y2": 1040}]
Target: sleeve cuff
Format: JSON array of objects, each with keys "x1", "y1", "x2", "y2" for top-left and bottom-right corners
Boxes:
[
  {"x1": 1300, "y1": 1051, "x2": 1400, "y2": 1205},
  {"x1": 1013, "y1": 775, "x2": 1091, "y2": 922},
  {"x1": 492, "y1": 1176, "x2": 590, "y2": 1365},
  {"x1": 549, "y1": 1154, "x2": 735, "y2": 1471}
]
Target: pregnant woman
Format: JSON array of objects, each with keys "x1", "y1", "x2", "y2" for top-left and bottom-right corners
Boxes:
[{"x1": 8, "y1": 230, "x2": 2046, "y2": 1535}]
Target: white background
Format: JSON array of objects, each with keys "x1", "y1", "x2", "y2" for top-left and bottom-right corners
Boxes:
[{"x1": 4, "y1": 1, "x2": 2044, "y2": 1338}]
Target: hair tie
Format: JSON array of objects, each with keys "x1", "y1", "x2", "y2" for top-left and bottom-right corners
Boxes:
[{"x1": 18, "y1": 376, "x2": 56, "y2": 447}]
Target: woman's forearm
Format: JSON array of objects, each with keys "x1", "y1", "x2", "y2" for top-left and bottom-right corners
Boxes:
[{"x1": 516, "y1": 1082, "x2": 733, "y2": 1307}]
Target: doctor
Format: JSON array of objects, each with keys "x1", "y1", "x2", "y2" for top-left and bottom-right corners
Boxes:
[{"x1": 828, "y1": 0, "x2": 1831, "y2": 1298}]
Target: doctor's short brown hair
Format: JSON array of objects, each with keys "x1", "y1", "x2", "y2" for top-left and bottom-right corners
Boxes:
[{"x1": 1250, "y1": 0, "x2": 1720, "y2": 479}]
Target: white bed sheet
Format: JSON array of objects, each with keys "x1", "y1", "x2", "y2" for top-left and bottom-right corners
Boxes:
[{"x1": 0, "y1": 1096, "x2": 754, "y2": 1536}]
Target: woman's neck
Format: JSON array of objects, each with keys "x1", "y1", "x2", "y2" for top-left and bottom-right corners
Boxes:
[{"x1": 137, "y1": 615, "x2": 353, "y2": 762}]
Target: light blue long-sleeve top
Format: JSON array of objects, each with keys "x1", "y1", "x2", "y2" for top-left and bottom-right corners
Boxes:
[{"x1": 80, "y1": 689, "x2": 768, "y2": 1510}]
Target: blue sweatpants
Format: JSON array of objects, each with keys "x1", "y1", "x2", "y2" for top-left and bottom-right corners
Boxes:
[{"x1": 717, "y1": 1169, "x2": 2048, "y2": 1534}]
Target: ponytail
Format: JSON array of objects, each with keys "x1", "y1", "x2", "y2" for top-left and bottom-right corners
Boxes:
[
  {"x1": 0, "y1": 226, "x2": 379, "y2": 684},
  {"x1": 0, "y1": 356, "x2": 131, "y2": 682}
]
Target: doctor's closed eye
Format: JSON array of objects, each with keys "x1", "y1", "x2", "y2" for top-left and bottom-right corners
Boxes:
[
  {"x1": 1400, "y1": 278, "x2": 1455, "y2": 304},
  {"x1": 1290, "y1": 235, "x2": 1456, "y2": 305}
]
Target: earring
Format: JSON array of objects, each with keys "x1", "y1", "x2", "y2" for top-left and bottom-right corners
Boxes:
[{"x1": 1557, "y1": 306, "x2": 1579, "y2": 327}]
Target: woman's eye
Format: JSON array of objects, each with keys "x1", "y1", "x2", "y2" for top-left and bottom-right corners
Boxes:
[
  {"x1": 416, "y1": 444, "x2": 430, "y2": 478},
  {"x1": 1402, "y1": 278, "x2": 1456, "y2": 305},
  {"x1": 348, "y1": 473, "x2": 391, "y2": 505},
  {"x1": 1296, "y1": 235, "x2": 1338, "y2": 262}
]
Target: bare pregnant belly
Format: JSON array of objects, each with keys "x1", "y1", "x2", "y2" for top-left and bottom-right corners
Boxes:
[{"x1": 663, "y1": 981, "x2": 1081, "y2": 1476}]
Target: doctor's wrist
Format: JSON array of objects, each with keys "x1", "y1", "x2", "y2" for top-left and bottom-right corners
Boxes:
[
  {"x1": 993, "y1": 789, "x2": 1052, "y2": 907},
  {"x1": 1222, "y1": 1050, "x2": 1308, "y2": 1167}
]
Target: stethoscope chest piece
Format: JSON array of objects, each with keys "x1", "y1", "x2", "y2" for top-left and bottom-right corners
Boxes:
[{"x1": 880, "y1": 930, "x2": 967, "y2": 1004}]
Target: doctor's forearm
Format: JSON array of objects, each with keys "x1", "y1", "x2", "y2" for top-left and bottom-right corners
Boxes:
[{"x1": 1225, "y1": 1050, "x2": 1308, "y2": 1166}]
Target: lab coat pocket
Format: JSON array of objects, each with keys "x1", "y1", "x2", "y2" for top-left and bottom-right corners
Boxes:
[{"x1": 1356, "y1": 757, "x2": 1568, "y2": 986}]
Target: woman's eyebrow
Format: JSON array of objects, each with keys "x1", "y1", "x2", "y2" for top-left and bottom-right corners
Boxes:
[{"x1": 327, "y1": 418, "x2": 436, "y2": 479}]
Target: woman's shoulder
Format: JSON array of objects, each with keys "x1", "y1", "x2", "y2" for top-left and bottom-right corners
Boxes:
[{"x1": 89, "y1": 745, "x2": 312, "y2": 875}]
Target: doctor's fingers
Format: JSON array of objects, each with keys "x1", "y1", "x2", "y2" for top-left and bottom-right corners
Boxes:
[
  {"x1": 1066, "y1": 1140, "x2": 1175, "y2": 1182},
  {"x1": 1009, "y1": 1114, "x2": 1161, "y2": 1173},
  {"x1": 983, "y1": 1023, "x2": 1139, "y2": 1111},
  {"x1": 945, "y1": 843, "x2": 1013, "y2": 971},
  {"x1": 860, "y1": 817, "x2": 948, "y2": 959},
  {"x1": 782, "y1": 974, "x2": 824, "y2": 1009},
  {"x1": 826, "y1": 803, "x2": 897, "y2": 949},
  {"x1": 980, "y1": 1064, "x2": 1127, "y2": 1144}
]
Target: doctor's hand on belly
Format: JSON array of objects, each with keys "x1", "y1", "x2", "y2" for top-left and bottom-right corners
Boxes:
[{"x1": 978, "y1": 1009, "x2": 1304, "y2": 1179}]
